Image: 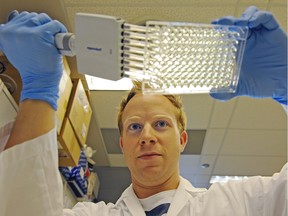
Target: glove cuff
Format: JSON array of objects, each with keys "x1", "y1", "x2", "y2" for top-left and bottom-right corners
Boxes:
[
  {"x1": 20, "y1": 73, "x2": 61, "y2": 110},
  {"x1": 273, "y1": 86, "x2": 287, "y2": 105},
  {"x1": 20, "y1": 87, "x2": 59, "y2": 110},
  {"x1": 273, "y1": 97, "x2": 287, "y2": 105}
]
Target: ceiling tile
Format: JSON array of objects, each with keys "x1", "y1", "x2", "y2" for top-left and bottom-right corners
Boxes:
[
  {"x1": 183, "y1": 130, "x2": 206, "y2": 155},
  {"x1": 193, "y1": 174, "x2": 212, "y2": 184},
  {"x1": 270, "y1": 0, "x2": 288, "y2": 4},
  {"x1": 268, "y1": 6, "x2": 288, "y2": 31},
  {"x1": 200, "y1": 155, "x2": 217, "y2": 175},
  {"x1": 180, "y1": 155, "x2": 201, "y2": 175},
  {"x1": 209, "y1": 99, "x2": 236, "y2": 128},
  {"x1": 201, "y1": 129, "x2": 226, "y2": 155},
  {"x1": 91, "y1": 91, "x2": 126, "y2": 128},
  {"x1": 193, "y1": 182, "x2": 210, "y2": 188},
  {"x1": 238, "y1": 0, "x2": 269, "y2": 3},
  {"x1": 181, "y1": 173, "x2": 211, "y2": 188},
  {"x1": 221, "y1": 129, "x2": 287, "y2": 156},
  {"x1": 213, "y1": 155, "x2": 286, "y2": 176},
  {"x1": 229, "y1": 97, "x2": 287, "y2": 130},
  {"x1": 236, "y1": 4, "x2": 269, "y2": 18},
  {"x1": 180, "y1": 156, "x2": 213, "y2": 188},
  {"x1": 179, "y1": 154, "x2": 216, "y2": 175},
  {"x1": 65, "y1": 5, "x2": 236, "y2": 31},
  {"x1": 181, "y1": 94, "x2": 214, "y2": 129},
  {"x1": 236, "y1": 2, "x2": 287, "y2": 29},
  {"x1": 63, "y1": 0, "x2": 238, "y2": 6}
]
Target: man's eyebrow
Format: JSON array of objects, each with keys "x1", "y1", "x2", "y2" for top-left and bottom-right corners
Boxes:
[
  {"x1": 123, "y1": 116, "x2": 142, "y2": 124},
  {"x1": 153, "y1": 115, "x2": 174, "y2": 120}
]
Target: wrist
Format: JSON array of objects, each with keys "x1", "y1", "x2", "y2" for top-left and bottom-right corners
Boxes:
[
  {"x1": 20, "y1": 70, "x2": 62, "y2": 110},
  {"x1": 5, "y1": 99, "x2": 56, "y2": 150},
  {"x1": 273, "y1": 98, "x2": 287, "y2": 105}
]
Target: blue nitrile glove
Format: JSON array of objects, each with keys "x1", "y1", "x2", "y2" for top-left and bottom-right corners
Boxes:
[
  {"x1": 0, "y1": 11, "x2": 67, "y2": 110},
  {"x1": 210, "y1": 6, "x2": 287, "y2": 105}
]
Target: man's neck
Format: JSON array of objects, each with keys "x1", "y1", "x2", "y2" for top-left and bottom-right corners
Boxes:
[{"x1": 132, "y1": 174, "x2": 180, "y2": 199}]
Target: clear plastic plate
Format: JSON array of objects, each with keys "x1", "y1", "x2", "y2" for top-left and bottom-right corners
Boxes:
[{"x1": 140, "y1": 21, "x2": 248, "y2": 94}]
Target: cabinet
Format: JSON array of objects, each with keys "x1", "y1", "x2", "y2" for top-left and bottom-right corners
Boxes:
[{"x1": 0, "y1": 79, "x2": 18, "y2": 128}]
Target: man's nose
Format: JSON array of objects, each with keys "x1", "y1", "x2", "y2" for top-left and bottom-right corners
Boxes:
[{"x1": 139, "y1": 124, "x2": 157, "y2": 145}]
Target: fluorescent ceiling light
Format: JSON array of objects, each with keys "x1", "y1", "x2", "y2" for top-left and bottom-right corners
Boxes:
[
  {"x1": 209, "y1": 175, "x2": 249, "y2": 184},
  {"x1": 85, "y1": 75, "x2": 133, "y2": 90}
]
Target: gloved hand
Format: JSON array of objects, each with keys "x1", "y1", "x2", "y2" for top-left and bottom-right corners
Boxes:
[
  {"x1": 210, "y1": 6, "x2": 287, "y2": 105},
  {"x1": 0, "y1": 11, "x2": 67, "y2": 110}
]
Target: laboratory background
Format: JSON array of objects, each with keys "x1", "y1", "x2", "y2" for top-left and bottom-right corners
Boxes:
[{"x1": 0, "y1": 0, "x2": 287, "y2": 208}]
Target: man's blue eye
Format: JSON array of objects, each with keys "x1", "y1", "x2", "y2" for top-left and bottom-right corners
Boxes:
[
  {"x1": 155, "y1": 121, "x2": 167, "y2": 128},
  {"x1": 129, "y1": 123, "x2": 142, "y2": 131}
]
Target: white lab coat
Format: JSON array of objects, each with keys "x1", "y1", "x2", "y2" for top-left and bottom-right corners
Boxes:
[{"x1": 0, "y1": 121, "x2": 287, "y2": 216}]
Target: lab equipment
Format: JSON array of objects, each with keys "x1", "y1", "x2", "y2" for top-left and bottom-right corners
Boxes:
[{"x1": 55, "y1": 14, "x2": 248, "y2": 94}]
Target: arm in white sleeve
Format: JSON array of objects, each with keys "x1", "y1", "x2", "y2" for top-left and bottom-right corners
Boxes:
[
  {"x1": 281, "y1": 104, "x2": 288, "y2": 113},
  {"x1": 0, "y1": 123, "x2": 64, "y2": 216},
  {"x1": 205, "y1": 163, "x2": 287, "y2": 215}
]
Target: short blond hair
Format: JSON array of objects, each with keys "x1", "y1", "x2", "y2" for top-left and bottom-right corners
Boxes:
[{"x1": 117, "y1": 81, "x2": 187, "y2": 135}]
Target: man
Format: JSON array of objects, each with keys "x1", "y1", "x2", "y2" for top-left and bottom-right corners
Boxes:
[{"x1": 0, "y1": 6, "x2": 287, "y2": 216}]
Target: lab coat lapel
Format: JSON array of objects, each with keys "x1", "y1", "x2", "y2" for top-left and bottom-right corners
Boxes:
[
  {"x1": 119, "y1": 185, "x2": 146, "y2": 216},
  {"x1": 167, "y1": 177, "x2": 206, "y2": 216},
  {"x1": 166, "y1": 183, "x2": 190, "y2": 215}
]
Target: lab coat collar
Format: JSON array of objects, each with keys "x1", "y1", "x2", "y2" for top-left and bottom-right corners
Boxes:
[
  {"x1": 167, "y1": 176, "x2": 207, "y2": 216},
  {"x1": 115, "y1": 184, "x2": 146, "y2": 216},
  {"x1": 115, "y1": 176, "x2": 206, "y2": 216}
]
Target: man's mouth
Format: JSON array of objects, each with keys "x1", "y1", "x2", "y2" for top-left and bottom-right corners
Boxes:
[{"x1": 137, "y1": 153, "x2": 162, "y2": 159}]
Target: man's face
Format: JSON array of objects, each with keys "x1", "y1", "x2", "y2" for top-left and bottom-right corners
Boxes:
[{"x1": 120, "y1": 94, "x2": 187, "y2": 186}]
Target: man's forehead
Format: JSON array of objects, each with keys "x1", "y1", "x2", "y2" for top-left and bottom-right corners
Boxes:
[
  {"x1": 127, "y1": 93, "x2": 172, "y2": 106},
  {"x1": 122, "y1": 94, "x2": 177, "y2": 117}
]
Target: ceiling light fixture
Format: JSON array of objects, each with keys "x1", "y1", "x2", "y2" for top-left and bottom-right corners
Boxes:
[
  {"x1": 201, "y1": 163, "x2": 210, "y2": 168},
  {"x1": 209, "y1": 175, "x2": 249, "y2": 184}
]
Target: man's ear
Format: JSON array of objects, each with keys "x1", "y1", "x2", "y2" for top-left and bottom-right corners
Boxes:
[
  {"x1": 119, "y1": 137, "x2": 124, "y2": 153},
  {"x1": 180, "y1": 130, "x2": 188, "y2": 153}
]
